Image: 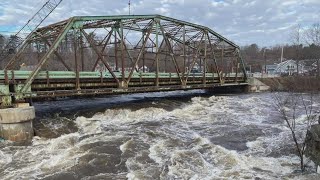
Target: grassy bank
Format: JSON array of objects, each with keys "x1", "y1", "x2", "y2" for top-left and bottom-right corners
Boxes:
[{"x1": 258, "y1": 76, "x2": 320, "y2": 92}]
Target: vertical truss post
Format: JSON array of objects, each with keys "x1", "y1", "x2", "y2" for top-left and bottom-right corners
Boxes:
[
  {"x1": 183, "y1": 25, "x2": 186, "y2": 85},
  {"x1": 150, "y1": 39, "x2": 165, "y2": 69},
  {"x1": 164, "y1": 53, "x2": 168, "y2": 73},
  {"x1": 119, "y1": 21, "x2": 126, "y2": 84},
  {"x1": 114, "y1": 29, "x2": 119, "y2": 71},
  {"x1": 235, "y1": 58, "x2": 239, "y2": 83},
  {"x1": 155, "y1": 18, "x2": 160, "y2": 87},
  {"x1": 142, "y1": 32, "x2": 145, "y2": 73},
  {"x1": 74, "y1": 29, "x2": 80, "y2": 90},
  {"x1": 80, "y1": 32, "x2": 84, "y2": 71},
  {"x1": 203, "y1": 31, "x2": 207, "y2": 85},
  {"x1": 222, "y1": 48, "x2": 226, "y2": 80}
]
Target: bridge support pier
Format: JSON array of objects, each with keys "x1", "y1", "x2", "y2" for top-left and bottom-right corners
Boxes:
[{"x1": 0, "y1": 103, "x2": 35, "y2": 142}]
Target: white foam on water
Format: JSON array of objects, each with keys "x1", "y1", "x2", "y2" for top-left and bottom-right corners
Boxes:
[
  {"x1": 83, "y1": 107, "x2": 168, "y2": 127},
  {"x1": 0, "y1": 133, "x2": 82, "y2": 179},
  {"x1": 0, "y1": 149, "x2": 12, "y2": 165},
  {"x1": 120, "y1": 94, "x2": 319, "y2": 179},
  {"x1": 1, "y1": 92, "x2": 319, "y2": 179},
  {"x1": 120, "y1": 139, "x2": 136, "y2": 155},
  {"x1": 144, "y1": 131, "x2": 299, "y2": 179}
]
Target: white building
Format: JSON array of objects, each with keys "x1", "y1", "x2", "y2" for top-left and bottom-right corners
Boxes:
[{"x1": 266, "y1": 60, "x2": 305, "y2": 75}]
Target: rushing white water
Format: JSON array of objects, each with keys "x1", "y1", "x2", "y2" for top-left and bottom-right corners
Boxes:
[{"x1": 0, "y1": 92, "x2": 319, "y2": 179}]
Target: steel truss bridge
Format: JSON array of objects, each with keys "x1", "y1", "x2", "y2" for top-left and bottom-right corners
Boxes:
[{"x1": 0, "y1": 15, "x2": 247, "y2": 107}]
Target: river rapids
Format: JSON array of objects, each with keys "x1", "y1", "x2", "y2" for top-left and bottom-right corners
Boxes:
[{"x1": 0, "y1": 91, "x2": 320, "y2": 179}]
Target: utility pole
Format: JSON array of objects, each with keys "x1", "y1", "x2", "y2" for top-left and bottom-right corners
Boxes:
[
  {"x1": 128, "y1": 0, "x2": 131, "y2": 15},
  {"x1": 280, "y1": 46, "x2": 283, "y2": 75},
  {"x1": 280, "y1": 46, "x2": 283, "y2": 63},
  {"x1": 263, "y1": 48, "x2": 267, "y2": 75}
]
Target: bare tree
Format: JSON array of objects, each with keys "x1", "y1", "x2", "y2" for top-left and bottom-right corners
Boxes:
[
  {"x1": 0, "y1": 34, "x2": 6, "y2": 50},
  {"x1": 304, "y1": 23, "x2": 320, "y2": 77},
  {"x1": 290, "y1": 24, "x2": 302, "y2": 75},
  {"x1": 304, "y1": 23, "x2": 320, "y2": 46},
  {"x1": 274, "y1": 89, "x2": 318, "y2": 171}
]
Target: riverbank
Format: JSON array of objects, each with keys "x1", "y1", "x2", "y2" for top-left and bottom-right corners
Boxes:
[{"x1": 257, "y1": 76, "x2": 320, "y2": 92}]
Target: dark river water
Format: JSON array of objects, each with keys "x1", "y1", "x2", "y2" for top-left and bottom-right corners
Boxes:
[{"x1": 0, "y1": 91, "x2": 320, "y2": 179}]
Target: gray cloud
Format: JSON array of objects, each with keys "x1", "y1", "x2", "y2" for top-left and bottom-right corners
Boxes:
[{"x1": 0, "y1": 0, "x2": 319, "y2": 46}]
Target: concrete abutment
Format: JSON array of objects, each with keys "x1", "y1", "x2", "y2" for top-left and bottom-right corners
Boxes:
[{"x1": 0, "y1": 104, "x2": 35, "y2": 142}]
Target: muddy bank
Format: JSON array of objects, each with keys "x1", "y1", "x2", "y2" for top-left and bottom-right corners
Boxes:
[{"x1": 258, "y1": 77, "x2": 320, "y2": 92}]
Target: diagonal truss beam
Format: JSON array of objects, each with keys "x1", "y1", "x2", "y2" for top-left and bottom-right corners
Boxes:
[
  {"x1": 127, "y1": 21, "x2": 154, "y2": 83},
  {"x1": 20, "y1": 18, "x2": 75, "y2": 93},
  {"x1": 159, "y1": 22, "x2": 183, "y2": 84},
  {"x1": 91, "y1": 29, "x2": 113, "y2": 71},
  {"x1": 81, "y1": 29, "x2": 119, "y2": 83},
  {"x1": 42, "y1": 38, "x2": 72, "y2": 71}
]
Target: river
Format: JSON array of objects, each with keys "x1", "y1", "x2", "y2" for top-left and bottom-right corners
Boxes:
[{"x1": 0, "y1": 91, "x2": 320, "y2": 179}]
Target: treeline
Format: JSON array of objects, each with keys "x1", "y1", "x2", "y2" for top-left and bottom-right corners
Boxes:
[
  {"x1": 241, "y1": 44, "x2": 320, "y2": 72},
  {"x1": 241, "y1": 23, "x2": 320, "y2": 73}
]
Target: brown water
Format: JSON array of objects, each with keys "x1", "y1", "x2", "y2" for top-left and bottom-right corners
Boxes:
[{"x1": 0, "y1": 91, "x2": 320, "y2": 179}]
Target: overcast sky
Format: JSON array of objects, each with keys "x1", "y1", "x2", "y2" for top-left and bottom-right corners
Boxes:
[{"x1": 0, "y1": 0, "x2": 319, "y2": 47}]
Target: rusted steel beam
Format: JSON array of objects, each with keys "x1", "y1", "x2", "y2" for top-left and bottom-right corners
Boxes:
[
  {"x1": 150, "y1": 38, "x2": 165, "y2": 71},
  {"x1": 237, "y1": 49, "x2": 247, "y2": 80},
  {"x1": 19, "y1": 18, "x2": 75, "y2": 94},
  {"x1": 159, "y1": 23, "x2": 183, "y2": 84},
  {"x1": 114, "y1": 30, "x2": 119, "y2": 70},
  {"x1": 203, "y1": 31, "x2": 207, "y2": 85},
  {"x1": 81, "y1": 29, "x2": 120, "y2": 83},
  {"x1": 114, "y1": 29, "x2": 138, "y2": 72},
  {"x1": 207, "y1": 32, "x2": 222, "y2": 84},
  {"x1": 4, "y1": 70, "x2": 8, "y2": 85},
  {"x1": 74, "y1": 30, "x2": 80, "y2": 90},
  {"x1": 183, "y1": 25, "x2": 186, "y2": 80},
  {"x1": 126, "y1": 21, "x2": 154, "y2": 83},
  {"x1": 43, "y1": 39, "x2": 72, "y2": 71},
  {"x1": 155, "y1": 19, "x2": 160, "y2": 87},
  {"x1": 91, "y1": 29, "x2": 113, "y2": 71},
  {"x1": 120, "y1": 21, "x2": 125, "y2": 82},
  {"x1": 185, "y1": 33, "x2": 204, "y2": 82},
  {"x1": 142, "y1": 32, "x2": 145, "y2": 72},
  {"x1": 80, "y1": 33, "x2": 85, "y2": 71},
  {"x1": 235, "y1": 57, "x2": 239, "y2": 83},
  {"x1": 46, "y1": 71, "x2": 50, "y2": 85}
]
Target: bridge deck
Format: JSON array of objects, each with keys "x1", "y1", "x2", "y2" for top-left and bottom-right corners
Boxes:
[{"x1": 0, "y1": 70, "x2": 246, "y2": 105}]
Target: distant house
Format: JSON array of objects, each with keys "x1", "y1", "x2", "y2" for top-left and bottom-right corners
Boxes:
[
  {"x1": 265, "y1": 64, "x2": 277, "y2": 74},
  {"x1": 276, "y1": 60, "x2": 305, "y2": 75},
  {"x1": 310, "y1": 61, "x2": 319, "y2": 75},
  {"x1": 264, "y1": 60, "x2": 305, "y2": 75}
]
